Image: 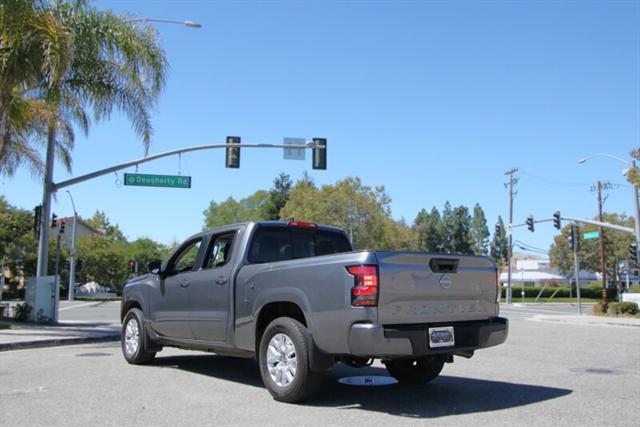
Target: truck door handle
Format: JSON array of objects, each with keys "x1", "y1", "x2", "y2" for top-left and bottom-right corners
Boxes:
[
  {"x1": 216, "y1": 277, "x2": 228, "y2": 286},
  {"x1": 179, "y1": 280, "x2": 190, "y2": 288}
]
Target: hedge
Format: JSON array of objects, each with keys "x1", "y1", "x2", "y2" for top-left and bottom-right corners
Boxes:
[{"x1": 501, "y1": 286, "x2": 617, "y2": 300}]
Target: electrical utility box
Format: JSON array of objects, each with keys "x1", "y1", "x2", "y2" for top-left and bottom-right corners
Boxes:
[{"x1": 25, "y1": 276, "x2": 59, "y2": 322}]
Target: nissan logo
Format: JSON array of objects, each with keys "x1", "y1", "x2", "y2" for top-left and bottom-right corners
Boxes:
[{"x1": 439, "y1": 274, "x2": 452, "y2": 289}]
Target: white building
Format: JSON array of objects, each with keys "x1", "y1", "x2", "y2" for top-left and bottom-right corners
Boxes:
[{"x1": 499, "y1": 252, "x2": 598, "y2": 287}]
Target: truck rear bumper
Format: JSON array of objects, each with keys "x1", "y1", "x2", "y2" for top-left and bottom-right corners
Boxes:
[{"x1": 348, "y1": 317, "x2": 508, "y2": 358}]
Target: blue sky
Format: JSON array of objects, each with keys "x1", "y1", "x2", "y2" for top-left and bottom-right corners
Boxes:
[{"x1": 2, "y1": 0, "x2": 639, "y2": 254}]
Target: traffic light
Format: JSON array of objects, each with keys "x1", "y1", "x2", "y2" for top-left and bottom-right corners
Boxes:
[
  {"x1": 34, "y1": 205, "x2": 42, "y2": 239},
  {"x1": 225, "y1": 136, "x2": 240, "y2": 168},
  {"x1": 568, "y1": 226, "x2": 574, "y2": 251},
  {"x1": 312, "y1": 138, "x2": 327, "y2": 170},
  {"x1": 526, "y1": 215, "x2": 534, "y2": 232},
  {"x1": 553, "y1": 211, "x2": 561, "y2": 230},
  {"x1": 568, "y1": 225, "x2": 580, "y2": 252},
  {"x1": 629, "y1": 243, "x2": 638, "y2": 265},
  {"x1": 59, "y1": 219, "x2": 66, "y2": 234},
  {"x1": 128, "y1": 260, "x2": 137, "y2": 273},
  {"x1": 51, "y1": 213, "x2": 58, "y2": 228},
  {"x1": 495, "y1": 223, "x2": 501, "y2": 235}
]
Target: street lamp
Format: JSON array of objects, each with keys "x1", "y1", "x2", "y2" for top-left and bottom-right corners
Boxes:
[
  {"x1": 66, "y1": 191, "x2": 78, "y2": 301},
  {"x1": 125, "y1": 18, "x2": 202, "y2": 28},
  {"x1": 579, "y1": 152, "x2": 640, "y2": 264}
]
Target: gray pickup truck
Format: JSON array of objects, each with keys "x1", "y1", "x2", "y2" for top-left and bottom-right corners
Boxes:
[{"x1": 121, "y1": 221, "x2": 507, "y2": 402}]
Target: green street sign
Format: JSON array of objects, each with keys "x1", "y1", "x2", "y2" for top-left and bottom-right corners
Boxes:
[
  {"x1": 124, "y1": 173, "x2": 191, "y2": 189},
  {"x1": 583, "y1": 230, "x2": 600, "y2": 240}
]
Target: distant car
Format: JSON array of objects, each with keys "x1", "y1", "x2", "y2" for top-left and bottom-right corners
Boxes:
[{"x1": 121, "y1": 221, "x2": 508, "y2": 402}]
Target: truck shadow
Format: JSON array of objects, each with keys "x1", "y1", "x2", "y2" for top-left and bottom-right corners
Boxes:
[
  {"x1": 152, "y1": 355, "x2": 571, "y2": 418},
  {"x1": 313, "y1": 364, "x2": 572, "y2": 418}
]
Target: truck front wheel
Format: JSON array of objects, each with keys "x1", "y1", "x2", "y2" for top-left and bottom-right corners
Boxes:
[
  {"x1": 121, "y1": 308, "x2": 156, "y2": 364},
  {"x1": 384, "y1": 357, "x2": 444, "y2": 384},
  {"x1": 258, "y1": 317, "x2": 322, "y2": 403}
]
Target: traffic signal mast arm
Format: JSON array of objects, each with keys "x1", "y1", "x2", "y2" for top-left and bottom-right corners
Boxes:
[
  {"x1": 52, "y1": 140, "x2": 325, "y2": 191},
  {"x1": 561, "y1": 216, "x2": 634, "y2": 235},
  {"x1": 512, "y1": 216, "x2": 634, "y2": 235},
  {"x1": 511, "y1": 218, "x2": 554, "y2": 228}
]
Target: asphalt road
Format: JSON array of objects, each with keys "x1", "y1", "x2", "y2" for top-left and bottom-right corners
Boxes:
[{"x1": 1, "y1": 305, "x2": 638, "y2": 426}]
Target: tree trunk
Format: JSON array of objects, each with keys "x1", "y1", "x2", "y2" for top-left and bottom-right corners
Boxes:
[{"x1": 0, "y1": 92, "x2": 12, "y2": 170}]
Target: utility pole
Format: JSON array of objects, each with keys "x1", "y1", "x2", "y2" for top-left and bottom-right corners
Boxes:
[
  {"x1": 572, "y1": 228, "x2": 582, "y2": 315},
  {"x1": 594, "y1": 181, "x2": 607, "y2": 304},
  {"x1": 504, "y1": 167, "x2": 518, "y2": 304},
  {"x1": 66, "y1": 191, "x2": 78, "y2": 301}
]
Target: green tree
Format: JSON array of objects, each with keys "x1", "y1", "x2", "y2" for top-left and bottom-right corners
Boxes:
[
  {"x1": 203, "y1": 191, "x2": 270, "y2": 229},
  {"x1": 280, "y1": 176, "x2": 412, "y2": 250},
  {"x1": 440, "y1": 201, "x2": 454, "y2": 252},
  {"x1": 470, "y1": 203, "x2": 490, "y2": 256},
  {"x1": 449, "y1": 205, "x2": 473, "y2": 254},
  {"x1": 265, "y1": 173, "x2": 292, "y2": 220},
  {"x1": 124, "y1": 237, "x2": 167, "y2": 272},
  {"x1": 87, "y1": 210, "x2": 125, "y2": 241},
  {"x1": 0, "y1": 196, "x2": 38, "y2": 279},
  {"x1": 75, "y1": 235, "x2": 128, "y2": 290},
  {"x1": 413, "y1": 207, "x2": 444, "y2": 252},
  {"x1": 490, "y1": 216, "x2": 508, "y2": 268},
  {"x1": 549, "y1": 213, "x2": 635, "y2": 282}
]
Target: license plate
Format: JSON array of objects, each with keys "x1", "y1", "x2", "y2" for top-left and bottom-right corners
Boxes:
[{"x1": 428, "y1": 326, "x2": 455, "y2": 348}]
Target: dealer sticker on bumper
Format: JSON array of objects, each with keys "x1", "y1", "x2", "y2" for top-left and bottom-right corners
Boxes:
[{"x1": 428, "y1": 326, "x2": 455, "y2": 348}]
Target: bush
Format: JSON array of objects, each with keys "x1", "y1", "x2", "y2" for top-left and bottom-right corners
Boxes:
[
  {"x1": 500, "y1": 286, "x2": 616, "y2": 300},
  {"x1": 607, "y1": 302, "x2": 639, "y2": 316},
  {"x1": 14, "y1": 303, "x2": 32, "y2": 322},
  {"x1": 592, "y1": 303, "x2": 607, "y2": 315}
]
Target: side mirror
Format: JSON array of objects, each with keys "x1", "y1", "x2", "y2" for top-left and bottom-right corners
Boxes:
[{"x1": 147, "y1": 260, "x2": 162, "y2": 275}]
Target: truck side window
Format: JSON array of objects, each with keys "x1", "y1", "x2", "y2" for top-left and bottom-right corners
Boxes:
[
  {"x1": 204, "y1": 233, "x2": 235, "y2": 269},
  {"x1": 249, "y1": 230, "x2": 291, "y2": 263},
  {"x1": 169, "y1": 239, "x2": 203, "y2": 275}
]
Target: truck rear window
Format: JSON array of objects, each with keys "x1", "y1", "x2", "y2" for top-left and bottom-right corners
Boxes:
[{"x1": 248, "y1": 227, "x2": 352, "y2": 263}]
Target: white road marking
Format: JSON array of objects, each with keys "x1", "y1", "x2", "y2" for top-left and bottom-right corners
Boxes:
[{"x1": 58, "y1": 302, "x2": 99, "y2": 311}]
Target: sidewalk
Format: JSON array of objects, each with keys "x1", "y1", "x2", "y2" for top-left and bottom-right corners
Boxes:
[
  {"x1": 530, "y1": 314, "x2": 640, "y2": 328},
  {"x1": 0, "y1": 320, "x2": 120, "y2": 351}
]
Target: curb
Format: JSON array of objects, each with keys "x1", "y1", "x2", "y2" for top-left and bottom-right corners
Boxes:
[
  {"x1": 0, "y1": 334, "x2": 120, "y2": 352},
  {"x1": 529, "y1": 315, "x2": 640, "y2": 328}
]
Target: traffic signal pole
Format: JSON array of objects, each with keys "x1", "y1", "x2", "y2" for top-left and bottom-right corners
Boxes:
[
  {"x1": 573, "y1": 243, "x2": 582, "y2": 315},
  {"x1": 36, "y1": 127, "x2": 57, "y2": 277}
]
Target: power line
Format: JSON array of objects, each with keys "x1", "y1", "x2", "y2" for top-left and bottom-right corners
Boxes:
[{"x1": 519, "y1": 169, "x2": 592, "y2": 188}]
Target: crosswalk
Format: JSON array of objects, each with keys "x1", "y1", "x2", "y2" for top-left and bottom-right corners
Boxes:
[{"x1": 499, "y1": 303, "x2": 592, "y2": 320}]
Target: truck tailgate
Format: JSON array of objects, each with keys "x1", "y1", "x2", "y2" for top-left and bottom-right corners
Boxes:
[{"x1": 376, "y1": 252, "x2": 498, "y2": 325}]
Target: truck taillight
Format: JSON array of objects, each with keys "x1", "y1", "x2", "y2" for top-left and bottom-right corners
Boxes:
[
  {"x1": 347, "y1": 265, "x2": 379, "y2": 307},
  {"x1": 496, "y1": 270, "x2": 500, "y2": 303}
]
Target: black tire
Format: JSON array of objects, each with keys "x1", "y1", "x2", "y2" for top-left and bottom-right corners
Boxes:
[
  {"x1": 384, "y1": 357, "x2": 444, "y2": 384},
  {"x1": 258, "y1": 317, "x2": 323, "y2": 403},
  {"x1": 121, "y1": 308, "x2": 156, "y2": 364}
]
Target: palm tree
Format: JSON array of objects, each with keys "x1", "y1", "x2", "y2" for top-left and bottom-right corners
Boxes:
[
  {"x1": 0, "y1": 0, "x2": 167, "y2": 177},
  {"x1": 0, "y1": 0, "x2": 73, "y2": 175},
  {"x1": 3, "y1": 0, "x2": 168, "y2": 276}
]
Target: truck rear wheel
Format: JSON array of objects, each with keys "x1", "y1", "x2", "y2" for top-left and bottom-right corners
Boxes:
[
  {"x1": 258, "y1": 317, "x2": 322, "y2": 403},
  {"x1": 384, "y1": 357, "x2": 444, "y2": 384}
]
